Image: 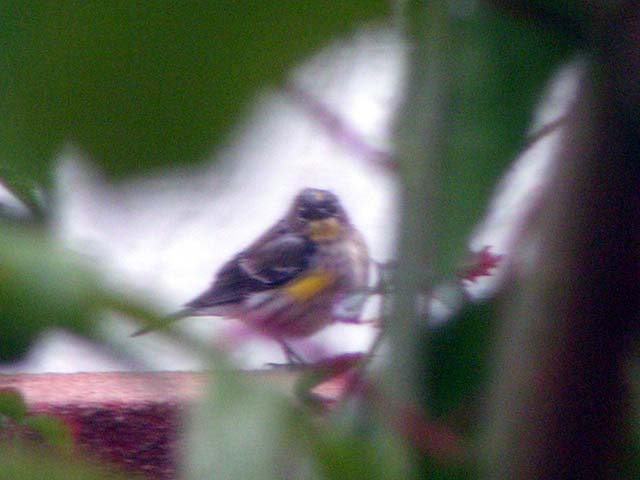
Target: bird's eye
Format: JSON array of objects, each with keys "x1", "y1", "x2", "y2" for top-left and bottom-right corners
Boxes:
[
  {"x1": 324, "y1": 202, "x2": 337, "y2": 215},
  {"x1": 297, "y1": 207, "x2": 311, "y2": 220},
  {"x1": 295, "y1": 190, "x2": 340, "y2": 220}
]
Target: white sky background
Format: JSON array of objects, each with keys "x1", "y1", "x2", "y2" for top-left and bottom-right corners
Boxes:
[{"x1": 0, "y1": 29, "x2": 579, "y2": 373}]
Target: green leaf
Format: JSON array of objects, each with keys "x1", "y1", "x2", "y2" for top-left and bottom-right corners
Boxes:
[
  {"x1": 418, "y1": 454, "x2": 479, "y2": 480},
  {"x1": 184, "y1": 370, "x2": 306, "y2": 480},
  {"x1": 0, "y1": 443, "x2": 130, "y2": 480},
  {"x1": 428, "y1": 3, "x2": 575, "y2": 277},
  {"x1": 0, "y1": 1, "x2": 389, "y2": 182},
  {"x1": 0, "y1": 227, "x2": 97, "y2": 359},
  {"x1": 0, "y1": 168, "x2": 44, "y2": 222},
  {"x1": 0, "y1": 225, "x2": 159, "y2": 361},
  {"x1": 22, "y1": 414, "x2": 74, "y2": 453},
  {"x1": 311, "y1": 426, "x2": 409, "y2": 480},
  {"x1": 187, "y1": 359, "x2": 408, "y2": 479},
  {"x1": 428, "y1": 300, "x2": 497, "y2": 418},
  {"x1": 0, "y1": 388, "x2": 27, "y2": 422}
]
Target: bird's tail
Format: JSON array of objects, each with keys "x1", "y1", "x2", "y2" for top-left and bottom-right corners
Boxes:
[{"x1": 130, "y1": 308, "x2": 192, "y2": 337}]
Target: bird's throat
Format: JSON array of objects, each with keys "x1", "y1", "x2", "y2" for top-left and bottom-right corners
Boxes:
[{"x1": 308, "y1": 218, "x2": 341, "y2": 242}]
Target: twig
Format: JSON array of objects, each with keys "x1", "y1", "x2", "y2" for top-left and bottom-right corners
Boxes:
[{"x1": 284, "y1": 82, "x2": 396, "y2": 171}]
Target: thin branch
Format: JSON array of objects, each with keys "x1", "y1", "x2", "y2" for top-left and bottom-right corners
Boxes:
[
  {"x1": 284, "y1": 82, "x2": 396, "y2": 171},
  {"x1": 523, "y1": 114, "x2": 568, "y2": 150}
]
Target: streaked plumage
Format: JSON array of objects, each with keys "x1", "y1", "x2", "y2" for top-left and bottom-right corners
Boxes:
[{"x1": 137, "y1": 188, "x2": 370, "y2": 363}]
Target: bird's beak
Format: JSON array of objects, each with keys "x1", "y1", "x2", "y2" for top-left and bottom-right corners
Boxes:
[{"x1": 308, "y1": 217, "x2": 342, "y2": 242}]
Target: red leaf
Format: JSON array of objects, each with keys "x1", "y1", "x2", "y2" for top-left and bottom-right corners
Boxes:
[{"x1": 460, "y1": 246, "x2": 503, "y2": 283}]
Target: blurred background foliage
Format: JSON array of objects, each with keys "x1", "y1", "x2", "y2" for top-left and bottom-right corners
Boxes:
[
  {"x1": 0, "y1": 1, "x2": 388, "y2": 183},
  {"x1": 1, "y1": 0, "x2": 638, "y2": 479}
]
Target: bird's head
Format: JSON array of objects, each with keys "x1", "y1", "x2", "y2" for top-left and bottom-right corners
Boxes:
[{"x1": 289, "y1": 188, "x2": 350, "y2": 242}]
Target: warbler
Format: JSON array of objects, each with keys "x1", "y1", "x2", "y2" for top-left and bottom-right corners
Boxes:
[{"x1": 137, "y1": 188, "x2": 370, "y2": 363}]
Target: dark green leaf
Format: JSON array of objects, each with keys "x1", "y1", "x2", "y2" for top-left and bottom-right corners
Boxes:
[
  {"x1": 311, "y1": 426, "x2": 408, "y2": 479},
  {"x1": 0, "y1": 1, "x2": 389, "y2": 182},
  {"x1": 418, "y1": 454, "x2": 479, "y2": 480},
  {"x1": 0, "y1": 227, "x2": 97, "y2": 359},
  {"x1": 428, "y1": 300, "x2": 497, "y2": 419},
  {"x1": 22, "y1": 414, "x2": 74, "y2": 453},
  {"x1": 0, "y1": 168, "x2": 44, "y2": 222},
  {"x1": 433, "y1": 3, "x2": 575, "y2": 276},
  {"x1": 0, "y1": 388, "x2": 27, "y2": 422},
  {"x1": 0, "y1": 225, "x2": 159, "y2": 361}
]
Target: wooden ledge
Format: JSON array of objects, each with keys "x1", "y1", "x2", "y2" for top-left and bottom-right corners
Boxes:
[
  {"x1": 0, "y1": 371, "x2": 343, "y2": 479},
  {"x1": 0, "y1": 372, "x2": 206, "y2": 407}
]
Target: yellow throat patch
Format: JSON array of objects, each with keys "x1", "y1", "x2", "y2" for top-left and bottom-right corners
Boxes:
[{"x1": 308, "y1": 217, "x2": 341, "y2": 242}]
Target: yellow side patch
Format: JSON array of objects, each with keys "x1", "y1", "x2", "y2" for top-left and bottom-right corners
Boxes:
[{"x1": 285, "y1": 273, "x2": 332, "y2": 301}]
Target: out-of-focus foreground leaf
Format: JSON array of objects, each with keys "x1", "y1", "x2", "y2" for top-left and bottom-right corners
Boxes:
[
  {"x1": 428, "y1": 300, "x2": 497, "y2": 419},
  {"x1": 185, "y1": 368, "x2": 409, "y2": 480},
  {"x1": 0, "y1": 1, "x2": 389, "y2": 182},
  {"x1": 0, "y1": 389, "x2": 27, "y2": 422},
  {"x1": 0, "y1": 227, "x2": 96, "y2": 360},
  {"x1": 0, "y1": 444, "x2": 132, "y2": 480},
  {"x1": 386, "y1": 0, "x2": 574, "y2": 412},
  {"x1": 0, "y1": 226, "x2": 157, "y2": 361},
  {"x1": 0, "y1": 169, "x2": 43, "y2": 222},
  {"x1": 22, "y1": 415, "x2": 74, "y2": 454},
  {"x1": 387, "y1": 2, "x2": 577, "y2": 475},
  {"x1": 432, "y1": 3, "x2": 576, "y2": 277},
  {"x1": 310, "y1": 410, "x2": 409, "y2": 480},
  {"x1": 184, "y1": 370, "x2": 310, "y2": 480}
]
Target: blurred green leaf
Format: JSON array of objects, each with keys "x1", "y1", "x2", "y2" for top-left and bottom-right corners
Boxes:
[
  {"x1": 432, "y1": 3, "x2": 575, "y2": 276},
  {"x1": 526, "y1": 0, "x2": 592, "y2": 31},
  {"x1": 311, "y1": 425, "x2": 408, "y2": 480},
  {"x1": 0, "y1": 389, "x2": 27, "y2": 422},
  {"x1": 185, "y1": 370, "x2": 306, "y2": 480},
  {"x1": 428, "y1": 300, "x2": 497, "y2": 419},
  {"x1": 22, "y1": 415, "x2": 74, "y2": 453},
  {"x1": 0, "y1": 227, "x2": 97, "y2": 359},
  {"x1": 186, "y1": 366, "x2": 409, "y2": 479},
  {"x1": 0, "y1": 444, "x2": 131, "y2": 480},
  {"x1": 0, "y1": 169, "x2": 43, "y2": 222},
  {"x1": 0, "y1": 225, "x2": 159, "y2": 361},
  {"x1": 418, "y1": 455, "x2": 478, "y2": 480},
  {"x1": 0, "y1": 1, "x2": 389, "y2": 182}
]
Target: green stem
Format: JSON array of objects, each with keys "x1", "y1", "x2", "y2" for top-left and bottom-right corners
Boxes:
[{"x1": 384, "y1": 0, "x2": 453, "y2": 407}]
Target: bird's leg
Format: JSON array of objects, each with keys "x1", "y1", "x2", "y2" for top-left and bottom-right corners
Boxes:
[
  {"x1": 281, "y1": 340, "x2": 305, "y2": 364},
  {"x1": 266, "y1": 339, "x2": 306, "y2": 368}
]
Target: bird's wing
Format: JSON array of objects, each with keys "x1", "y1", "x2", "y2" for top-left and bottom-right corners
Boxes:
[{"x1": 184, "y1": 232, "x2": 315, "y2": 310}]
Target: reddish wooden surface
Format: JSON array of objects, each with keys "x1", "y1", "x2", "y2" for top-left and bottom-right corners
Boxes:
[
  {"x1": 0, "y1": 373, "x2": 203, "y2": 479},
  {"x1": 0, "y1": 371, "x2": 341, "y2": 479},
  {"x1": 0, "y1": 372, "x2": 207, "y2": 407}
]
